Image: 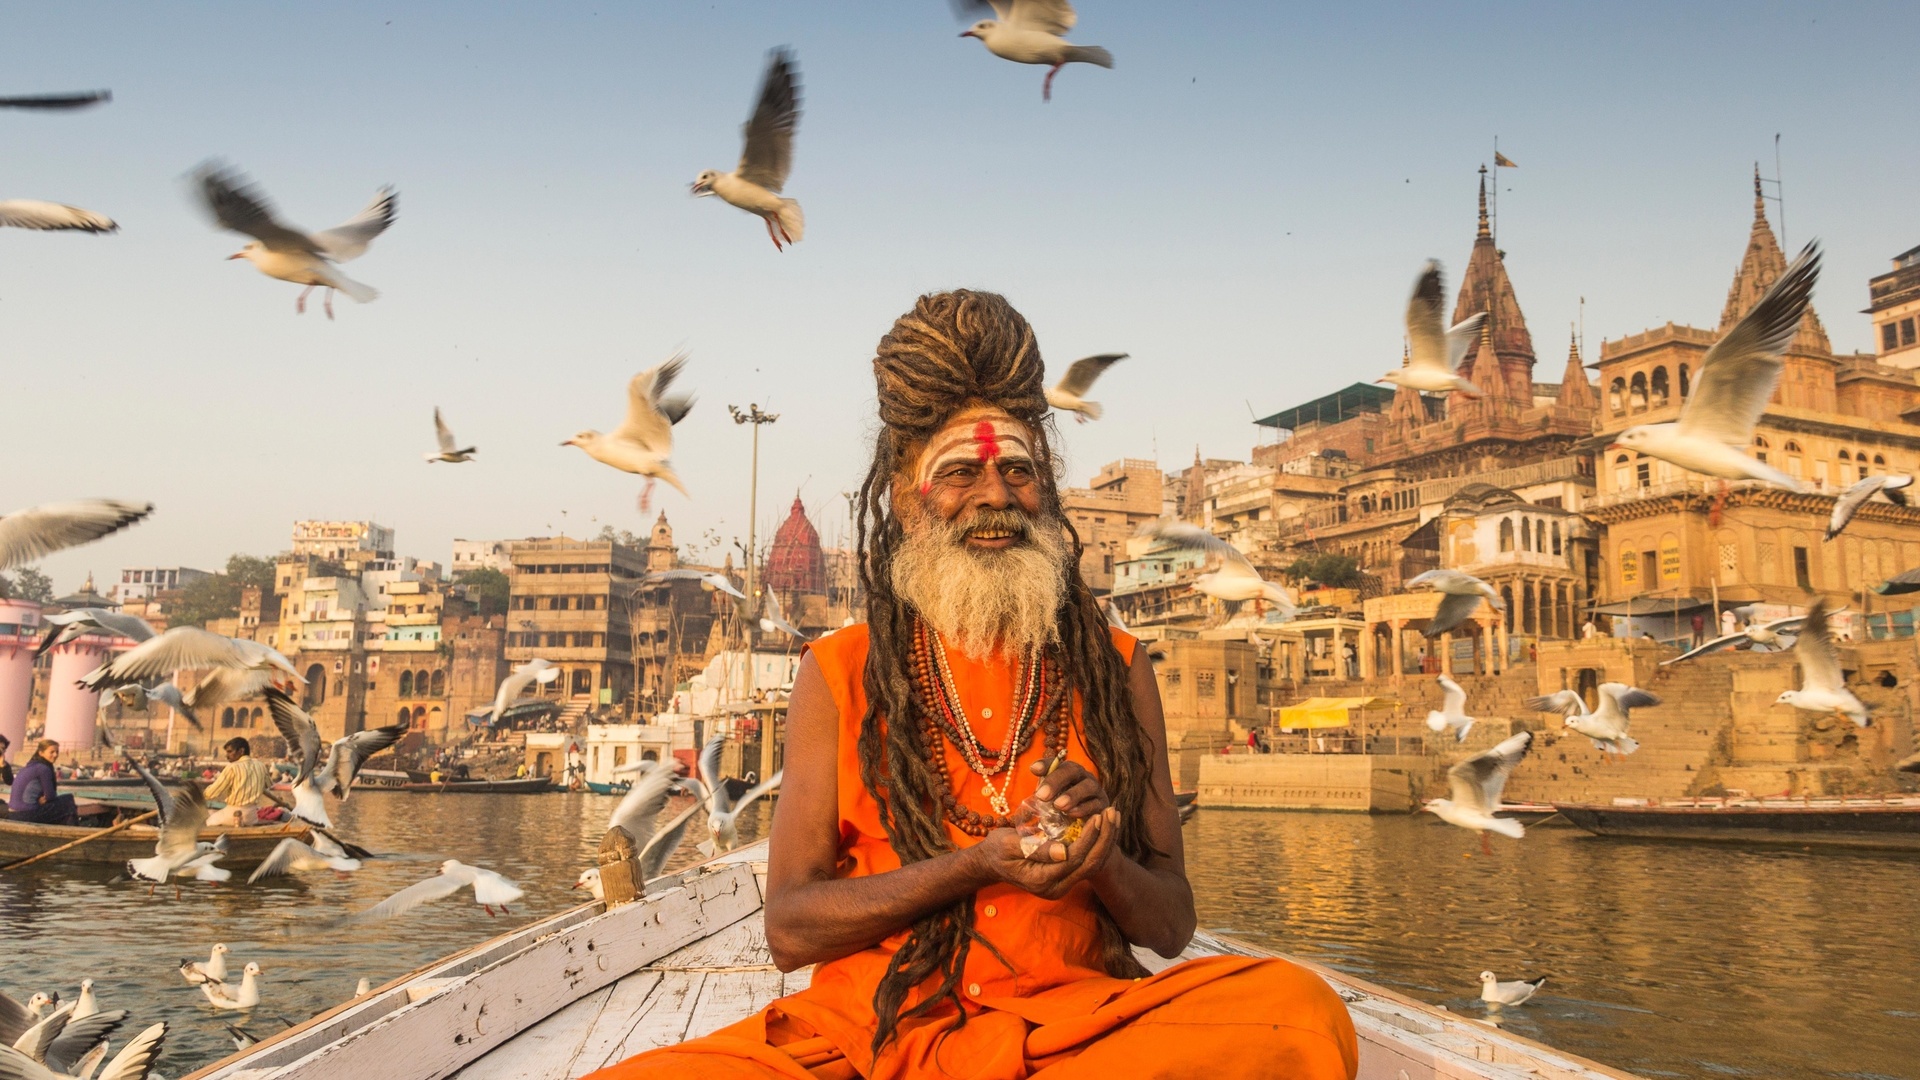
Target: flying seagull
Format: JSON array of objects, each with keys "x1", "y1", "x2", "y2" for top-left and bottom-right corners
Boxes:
[
  {"x1": 123, "y1": 754, "x2": 211, "y2": 897},
  {"x1": 1422, "y1": 730, "x2": 1533, "y2": 854},
  {"x1": 246, "y1": 836, "x2": 362, "y2": 884},
  {"x1": 0, "y1": 90, "x2": 110, "y2": 110},
  {"x1": 0, "y1": 499, "x2": 150, "y2": 573},
  {"x1": 696, "y1": 735, "x2": 782, "y2": 855},
  {"x1": 642, "y1": 568, "x2": 745, "y2": 600},
  {"x1": 1827, "y1": 473, "x2": 1912, "y2": 539},
  {"x1": 1662, "y1": 612, "x2": 1810, "y2": 665},
  {"x1": 1609, "y1": 243, "x2": 1821, "y2": 492},
  {"x1": 1425, "y1": 675, "x2": 1475, "y2": 743},
  {"x1": 195, "y1": 162, "x2": 396, "y2": 319},
  {"x1": 78, "y1": 628, "x2": 300, "y2": 713},
  {"x1": 692, "y1": 49, "x2": 803, "y2": 251},
  {"x1": 1140, "y1": 521, "x2": 1296, "y2": 616},
  {"x1": 1775, "y1": 599, "x2": 1868, "y2": 727},
  {"x1": 112, "y1": 681, "x2": 201, "y2": 729},
  {"x1": 35, "y1": 608, "x2": 155, "y2": 659},
  {"x1": 564, "y1": 353, "x2": 695, "y2": 511},
  {"x1": 1480, "y1": 971, "x2": 1546, "y2": 1007},
  {"x1": 760, "y1": 586, "x2": 808, "y2": 640},
  {"x1": 486, "y1": 659, "x2": 560, "y2": 726},
  {"x1": 0, "y1": 199, "x2": 116, "y2": 234},
  {"x1": 1525, "y1": 682, "x2": 1659, "y2": 760},
  {"x1": 1045, "y1": 353, "x2": 1127, "y2": 423},
  {"x1": 956, "y1": 0, "x2": 1114, "y2": 102},
  {"x1": 0, "y1": 1020, "x2": 167, "y2": 1080},
  {"x1": 357, "y1": 860, "x2": 523, "y2": 920},
  {"x1": 1408, "y1": 569, "x2": 1504, "y2": 637},
  {"x1": 266, "y1": 687, "x2": 404, "y2": 828},
  {"x1": 576, "y1": 761, "x2": 714, "y2": 899},
  {"x1": 425, "y1": 408, "x2": 476, "y2": 464},
  {"x1": 1380, "y1": 261, "x2": 1487, "y2": 397}
]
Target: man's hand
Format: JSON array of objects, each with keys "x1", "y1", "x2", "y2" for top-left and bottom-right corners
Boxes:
[
  {"x1": 968, "y1": 807, "x2": 1119, "y2": 900},
  {"x1": 1031, "y1": 758, "x2": 1109, "y2": 819}
]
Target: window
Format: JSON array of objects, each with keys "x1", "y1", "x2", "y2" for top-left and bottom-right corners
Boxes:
[
  {"x1": 1874, "y1": 454, "x2": 1887, "y2": 471},
  {"x1": 1609, "y1": 378, "x2": 1625, "y2": 415},
  {"x1": 1499, "y1": 519, "x2": 1515, "y2": 552},
  {"x1": 399, "y1": 671, "x2": 413, "y2": 697},
  {"x1": 1719, "y1": 542, "x2": 1738, "y2": 574},
  {"x1": 1196, "y1": 671, "x2": 1216, "y2": 698},
  {"x1": 1551, "y1": 522, "x2": 1562, "y2": 556},
  {"x1": 1839, "y1": 450, "x2": 1852, "y2": 463},
  {"x1": 1650, "y1": 367, "x2": 1670, "y2": 407},
  {"x1": 1642, "y1": 551, "x2": 1658, "y2": 586},
  {"x1": 1224, "y1": 672, "x2": 1237, "y2": 714},
  {"x1": 1887, "y1": 323, "x2": 1902, "y2": 352},
  {"x1": 1814, "y1": 459, "x2": 1829, "y2": 488},
  {"x1": 1753, "y1": 436, "x2": 1770, "y2": 464},
  {"x1": 430, "y1": 670, "x2": 446, "y2": 696},
  {"x1": 613, "y1": 745, "x2": 628, "y2": 768},
  {"x1": 398, "y1": 707, "x2": 411, "y2": 725},
  {"x1": 1679, "y1": 364, "x2": 1690, "y2": 399},
  {"x1": 221, "y1": 707, "x2": 235, "y2": 728},
  {"x1": 1793, "y1": 546, "x2": 1812, "y2": 590},
  {"x1": 1535, "y1": 520, "x2": 1546, "y2": 553},
  {"x1": 1613, "y1": 454, "x2": 1630, "y2": 491},
  {"x1": 1629, "y1": 372, "x2": 1648, "y2": 412},
  {"x1": 1636, "y1": 460, "x2": 1651, "y2": 488},
  {"x1": 1785, "y1": 441, "x2": 1804, "y2": 480},
  {"x1": 1520, "y1": 518, "x2": 1532, "y2": 552},
  {"x1": 1164, "y1": 668, "x2": 1182, "y2": 687},
  {"x1": 1904, "y1": 318, "x2": 1917, "y2": 347}
]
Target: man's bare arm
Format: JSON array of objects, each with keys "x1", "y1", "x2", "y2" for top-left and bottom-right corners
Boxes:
[{"x1": 1086, "y1": 643, "x2": 1197, "y2": 958}]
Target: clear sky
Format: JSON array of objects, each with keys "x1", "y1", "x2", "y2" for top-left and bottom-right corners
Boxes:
[{"x1": 4, "y1": 1, "x2": 1916, "y2": 588}]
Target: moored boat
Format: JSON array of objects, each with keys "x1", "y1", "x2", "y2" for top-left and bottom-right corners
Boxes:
[
  {"x1": 184, "y1": 841, "x2": 1641, "y2": 1080},
  {"x1": 1555, "y1": 794, "x2": 1920, "y2": 851},
  {"x1": 0, "y1": 817, "x2": 312, "y2": 868},
  {"x1": 400, "y1": 777, "x2": 555, "y2": 795},
  {"x1": 351, "y1": 769, "x2": 411, "y2": 791},
  {"x1": 584, "y1": 779, "x2": 631, "y2": 795}
]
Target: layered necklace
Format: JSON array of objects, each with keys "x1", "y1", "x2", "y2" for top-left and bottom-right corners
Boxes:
[{"x1": 909, "y1": 618, "x2": 1066, "y2": 836}]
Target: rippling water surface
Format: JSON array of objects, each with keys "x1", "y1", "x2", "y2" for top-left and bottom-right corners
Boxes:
[{"x1": 4, "y1": 797, "x2": 1916, "y2": 1078}]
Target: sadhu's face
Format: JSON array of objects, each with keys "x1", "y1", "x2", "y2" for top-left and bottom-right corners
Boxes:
[{"x1": 905, "y1": 411, "x2": 1045, "y2": 550}]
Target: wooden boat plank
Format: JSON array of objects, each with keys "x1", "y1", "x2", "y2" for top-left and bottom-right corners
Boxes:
[
  {"x1": 596, "y1": 970, "x2": 707, "y2": 1060},
  {"x1": 559, "y1": 971, "x2": 666, "y2": 1076},
  {"x1": 781, "y1": 967, "x2": 812, "y2": 995},
  {"x1": 449, "y1": 986, "x2": 614, "y2": 1080},
  {"x1": 646, "y1": 913, "x2": 771, "y2": 971},
  {"x1": 685, "y1": 969, "x2": 784, "y2": 1042}
]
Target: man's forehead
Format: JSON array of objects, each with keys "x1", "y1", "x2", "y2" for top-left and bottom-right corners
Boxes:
[{"x1": 914, "y1": 409, "x2": 1036, "y2": 490}]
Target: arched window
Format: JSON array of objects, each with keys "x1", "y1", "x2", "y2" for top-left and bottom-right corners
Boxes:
[
  {"x1": 430, "y1": 670, "x2": 446, "y2": 697},
  {"x1": 1614, "y1": 453, "x2": 1631, "y2": 492},
  {"x1": 413, "y1": 705, "x2": 428, "y2": 726},
  {"x1": 1535, "y1": 520, "x2": 1546, "y2": 553},
  {"x1": 1753, "y1": 436, "x2": 1770, "y2": 464},
  {"x1": 1679, "y1": 364, "x2": 1690, "y2": 399},
  {"x1": 399, "y1": 670, "x2": 414, "y2": 697},
  {"x1": 1650, "y1": 367, "x2": 1670, "y2": 408},
  {"x1": 1839, "y1": 450, "x2": 1852, "y2": 463},
  {"x1": 221, "y1": 707, "x2": 235, "y2": 728},
  {"x1": 251, "y1": 707, "x2": 263, "y2": 726},
  {"x1": 414, "y1": 670, "x2": 430, "y2": 695},
  {"x1": 1784, "y1": 440, "x2": 1804, "y2": 480},
  {"x1": 428, "y1": 706, "x2": 442, "y2": 730},
  {"x1": 1500, "y1": 585, "x2": 1516, "y2": 633},
  {"x1": 1629, "y1": 372, "x2": 1648, "y2": 412},
  {"x1": 398, "y1": 707, "x2": 412, "y2": 725},
  {"x1": 1499, "y1": 518, "x2": 1515, "y2": 552},
  {"x1": 1874, "y1": 454, "x2": 1887, "y2": 473},
  {"x1": 1551, "y1": 522, "x2": 1563, "y2": 556},
  {"x1": 1609, "y1": 378, "x2": 1625, "y2": 415},
  {"x1": 304, "y1": 664, "x2": 327, "y2": 708}
]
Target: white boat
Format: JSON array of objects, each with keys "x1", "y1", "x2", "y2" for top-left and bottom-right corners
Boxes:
[{"x1": 183, "y1": 841, "x2": 1639, "y2": 1080}]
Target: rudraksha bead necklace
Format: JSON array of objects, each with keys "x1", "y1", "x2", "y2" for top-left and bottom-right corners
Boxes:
[{"x1": 910, "y1": 619, "x2": 1066, "y2": 834}]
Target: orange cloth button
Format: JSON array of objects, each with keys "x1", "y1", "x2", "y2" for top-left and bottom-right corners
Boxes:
[
  {"x1": 967, "y1": 982, "x2": 982, "y2": 997},
  {"x1": 984, "y1": 904, "x2": 997, "y2": 917}
]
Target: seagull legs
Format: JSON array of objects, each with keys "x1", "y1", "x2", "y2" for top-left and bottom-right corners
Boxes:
[
  {"x1": 324, "y1": 287, "x2": 336, "y2": 321},
  {"x1": 1043, "y1": 63, "x2": 1064, "y2": 102},
  {"x1": 1479, "y1": 831, "x2": 1493, "y2": 856},
  {"x1": 762, "y1": 215, "x2": 784, "y2": 252},
  {"x1": 1709, "y1": 479, "x2": 1729, "y2": 527},
  {"x1": 637, "y1": 478, "x2": 656, "y2": 512},
  {"x1": 296, "y1": 285, "x2": 315, "y2": 315}
]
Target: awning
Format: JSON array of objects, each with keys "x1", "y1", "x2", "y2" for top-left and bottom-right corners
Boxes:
[
  {"x1": 1276, "y1": 696, "x2": 1400, "y2": 730},
  {"x1": 1587, "y1": 597, "x2": 1710, "y2": 616}
]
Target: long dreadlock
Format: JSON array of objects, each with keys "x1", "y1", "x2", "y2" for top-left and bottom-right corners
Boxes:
[{"x1": 855, "y1": 289, "x2": 1157, "y2": 1056}]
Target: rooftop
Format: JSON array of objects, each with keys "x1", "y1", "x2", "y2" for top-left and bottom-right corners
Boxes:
[{"x1": 1253, "y1": 382, "x2": 1394, "y2": 431}]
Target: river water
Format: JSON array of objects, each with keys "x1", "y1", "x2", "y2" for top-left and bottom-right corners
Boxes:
[{"x1": 3, "y1": 794, "x2": 1915, "y2": 1078}]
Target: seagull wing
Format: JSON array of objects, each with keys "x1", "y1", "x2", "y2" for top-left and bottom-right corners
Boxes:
[
  {"x1": 0, "y1": 992, "x2": 32, "y2": 1048},
  {"x1": 194, "y1": 163, "x2": 318, "y2": 254},
  {"x1": 1605, "y1": 685, "x2": 1661, "y2": 714},
  {"x1": 156, "y1": 784, "x2": 209, "y2": 862},
  {"x1": 1447, "y1": 731, "x2": 1532, "y2": 814},
  {"x1": 698, "y1": 735, "x2": 733, "y2": 815},
  {"x1": 1425, "y1": 591, "x2": 1483, "y2": 637},
  {"x1": 1522, "y1": 690, "x2": 1587, "y2": 716},
  {"x1": 91, "y1": 1022, "x2": 167, "y2": 1080},
  {"x1": 612, "y1": 354, "x2": 686, "y2": 453},
  {"x1": 358, "y1": 870, "x2": 468, "y2": 921},
  {"x1": 1437, "y1": 676, "x2": 1466, "y2": 716},
  {"x1": 247, "y1": 838, "x2": 320, "y2": 884},
  {"x1": 1053, "y1": 354, "x2": 1127, "y2": 397},
  {"x1": 1677, "y1": 243, "x2": 1821, "y2": 448},
  {"x1": 433, "y1": 408, "x2": 458, "y2": 453},
  {"x1": 311, "y1": 187, "x2": 396, "y2": 262},
  {"x1": 638, "y1": 798, "x2": 705, "y2": 880},
  {"x1": 265, "y1": 688, "x2": 323, "y2": 787},
  {"x1": 1795, "y1": 600, "x2": 1845, "y2": 694},
  {"x1": 1404, "y1": 261, "x2": 1453, "y2": 374},
  {"x1": 0, "y1": 90, "x2": 110, "y2": 110},
  {"x1": 1007, "y1": 0, "x2": 1077, "y2": 34},
  {"x1": 608, "y1": 764, "x2": 678, "y2": 841},
  {"x1": 1661, "y1": 631, "x2": 1755, "y2": 665},
  {"x1": 1877, "y1": 567, "x2": 1920, "y2": 595},
  {"x1": 1143, "y1": 521, "x2": 1256, "y2": 574},
  {"x1": 184, "y1": 666, "x2": 274, "y2": 710},
  {"x1": 0, "y1": 200, "x2": 117, "y2": 233},
  {"x1": 10, "y1": 1008, "x2": 70, "y2": 1063},
  {"x1": 325, "y1": 725, "x2": 406, "y2": 796},
  {"x1": 1828, "y1": 474, "x2": 1889, "y2": 539},
  {"x1": 124, "y1": 755, "x2": 176, "y2": 827},
  {"x1": 1445, "y1": 313, "x2": 1487, "y2": 373},
  {"x1": 82, "y1": 628, "x2": 250, "y2": 690},
  {"x1": 0, "y1": 500, "x2": 150, "y2": 572},
  {"x1": 731, "y1": 770, "x2": 781, "y2": 817},
  {"x1": 45, "y1": 1010, "x2": 126, "y2": 1074},
  {"x1": 736, "y1": 49, "x2": 800, "y2": 193}
]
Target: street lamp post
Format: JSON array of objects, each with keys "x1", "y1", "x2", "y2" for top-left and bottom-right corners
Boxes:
[{"x1": 729, "y1": 403, "x2": 779, "y2": 783}]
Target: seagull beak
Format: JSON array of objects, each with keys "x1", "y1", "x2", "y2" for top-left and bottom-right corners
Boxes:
[
  {"x1": 225, "y1": 251, "x2": 245, "y2": 261},
  {"x1": 960, "y1": 29, "x2": 977, "y2": 38},
  {"x1": 560, "y1": 438, "x2": 576, "y2": 447}
]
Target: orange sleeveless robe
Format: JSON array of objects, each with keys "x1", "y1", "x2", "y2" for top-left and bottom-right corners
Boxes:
[{"x1": 587, "y1": 625, "x2": 1357, "y2": 1080}]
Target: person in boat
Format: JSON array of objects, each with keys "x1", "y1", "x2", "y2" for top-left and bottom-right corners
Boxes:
[
  {"x1": 0, "y1": 733, "x2": 13, "y2": 789},
  {"x1": 8, "y1": 740, "x2": 77, "y2": 826},
  {"x1": 589, "y1": 291, "x2": 1358, "y2": 1080},
  {"x1": 205, "y1": 737, "x2": 272, "y2": 826}
]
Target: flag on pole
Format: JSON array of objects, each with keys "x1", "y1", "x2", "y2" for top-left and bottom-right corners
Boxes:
[{"x1": 1494, "y1": 151, "x2": 1518, "y2": 168}]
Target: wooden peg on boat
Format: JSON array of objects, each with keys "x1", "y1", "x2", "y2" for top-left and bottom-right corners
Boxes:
[{"x1": 597, "y1": 827, "x2": 641, "y2": 906}]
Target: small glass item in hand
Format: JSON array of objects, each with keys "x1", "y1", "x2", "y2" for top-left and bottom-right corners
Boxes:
[{"x1": 1017, "y1": 756, "x2": 1086, "y2": 859}]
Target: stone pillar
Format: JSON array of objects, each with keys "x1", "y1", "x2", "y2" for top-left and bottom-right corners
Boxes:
[
  {"x1": 1439, "y1": 631, "x2": 1453, "y2": 677},
  {"x1": 1390, "y1": 620, "x2": 1405, "y2": 678},
  {"x1": 45, "y1": 640, "x2": 110, "y2": 749},
  {"x1": 1497, "y1": 619, "x2": 1511, "y2": 672},
  {"x1": 0, "y1": 600, "x2": 40, "y2": 753},
  {"x1": 1360, "y1": 626, "x2": 1376, "y2": 680}
]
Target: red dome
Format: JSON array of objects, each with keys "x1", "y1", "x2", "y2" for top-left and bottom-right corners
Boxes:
[{"x1": 765, "y1": 497, "x2": 826, "y2": 595}]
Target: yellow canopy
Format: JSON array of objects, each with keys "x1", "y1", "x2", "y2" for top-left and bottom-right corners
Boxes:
[{"x1": 1276, "y1": 696, "x2": 1400, "y2": 730}]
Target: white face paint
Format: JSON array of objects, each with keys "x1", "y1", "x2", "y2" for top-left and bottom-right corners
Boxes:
[{"x1": 914, "y1": 410, "x2": 1037, "y2": 495}]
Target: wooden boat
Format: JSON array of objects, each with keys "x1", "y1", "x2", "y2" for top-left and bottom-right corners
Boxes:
[
  {"x1": 1496, "y1": 802, "x2": 1567, "y2": 826},
  {"x1": 186, "y1": 841, "x2": 1640, "y2": 1080},
  {"x1": 1555, "y1": 794, "x2": 1920, "y2": 851},
  {"x1": 0, "y1": 817, "x2": 311, "y2": 868},
  {"x1": 401, "y1": 777, "x2": 556, "y2": 795},
  {"x1": 1175, "y1": 788, "x2": 1198, "y2": 823},
  {"x1": 584, "y1": 779, "x2": 631, "y2": 796},
  {"x1": 352, "y1": 769, "x2": 412, "y2": 791}
]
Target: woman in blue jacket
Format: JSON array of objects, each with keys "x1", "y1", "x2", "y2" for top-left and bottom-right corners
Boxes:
[{"x1": 7, "y1": 740, "x2": 76, "y2": 825}]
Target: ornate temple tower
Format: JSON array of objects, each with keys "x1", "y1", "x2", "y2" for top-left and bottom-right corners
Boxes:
[
  {"x1": 764, "y1": 497, "x2": 826, "y2": 596},
  {"x1": 1451, "y1": 167, "x2": 1537, "y2": 404}
]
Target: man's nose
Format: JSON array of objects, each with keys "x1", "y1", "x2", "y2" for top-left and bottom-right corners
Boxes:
[{"x1": 974, "y1": 463, "x2": 1015, "y2": 508}]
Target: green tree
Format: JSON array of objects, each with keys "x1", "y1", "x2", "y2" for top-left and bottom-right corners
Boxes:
[
  {"x1": 1285, "y1": 553, "x2": 1362, "y2": 589},
  {"x1": 10, "y1": 566, "x2": 53, "y2": 603},
  {"x1": 169, "y1": 552, "x2": 274, "y2": 627},
  {"x1": 226, "y1": 554, "x2": 276, "y2": 591},
  {"x1": 594, "y1": 525, "x2": 643, "y2": 547},
  {"x1": 455, "y1": 567, "x2": 510, "y2": 616}
]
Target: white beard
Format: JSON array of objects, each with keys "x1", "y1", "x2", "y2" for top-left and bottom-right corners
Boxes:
[{"x1": 889, "y1": 509, "x2": 1070, "y2": 660}]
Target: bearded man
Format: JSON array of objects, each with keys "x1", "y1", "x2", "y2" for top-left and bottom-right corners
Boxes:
[{"x1": 592, "y1": 291, "x2": 1356, "y2": 1080}]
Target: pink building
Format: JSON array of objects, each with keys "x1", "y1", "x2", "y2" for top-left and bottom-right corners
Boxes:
[{"x1": 0, "y1": 599, "x2": 42, "y2": 753}]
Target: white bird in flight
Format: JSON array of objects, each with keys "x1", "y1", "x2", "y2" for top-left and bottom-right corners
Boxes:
[
  {"x1": 1381, "y1": 261, "x2": 1487, "y2": 397},
  {"x1": 487, "y1": 658, "x2": 561, "y2": 726},
  {"x1": 1775, "y1": 599, "x2": 1869, "y2": 727},
  {"x1": 79, "y1": 628, "x2": 301, "y2": 726},
  {"x1": 1425, "y1": 675, "x2": 1475, "y2": 743},
  {"x1": 121, "y1": 755, "x2": 211, "y2": 896},
  {"x1": 247, "y1": 836, "x2": 363, "y2": 885},
  {"x1": 1609, "y1": 243, "x2": 1821, "y2": 492},
  {"x1": 1526, "y1": 683, "x2": 1659, "y2": 760},
  {"x1": 0, "y1": 499, "x2": 150, "y2": 573},
  {"x1": 1045, "y1": 353, "x2": 1127, "y2": 423},
  {"x1": 692, "y1": 49, "x2": 803, "y2": 251},
  {"x1": 34, "y1": 608, "x2": 155, "y2": 659},
  {"x1": 577, "y1": 761, "x2": 714, "y2": 899},
  {"x1": 0, "y1": 199, "x2": 116, "y2": 234},
  {"x1": 1827, "y1": 473, "x2": 1913, "y2": 539},
  {"x1": 1423, "y1": 730, "x2": 1534, "y2": 854},
  {"x1": 642, "y1": 568, "x2": 745, "y2": 600},
  {"x1": 957, "y1": 0, "x2": 1114, "y2": 102},
  {"x1": 760, "y1": 586, "x2": 808, "y2": 640},
  {"x1": 425, "y1": 408, "x2": 476, "y2": 464},
  {"x1": 1408, "y1": 569, "x2": 1504, "y2": 637},
  {"x1": 1141, "y1": 521, "x2": 1296, "y2": 617},
  {"x1": 564, "y1": 353, "x2": 695, "y2": 511},
  {"x1": 195, "y1": 162, "x2": 396, "y2": 319},
  {"x1": 201, "y1": 964, "x2": 263, "y2": 1011},
  {"x1": 266, "y1": 688, "x2": 405, "y2": 828},
  {"x1": 357, "y1": 860, "x2": 524, "y2": 920},
  {"x1": 696, "y1": 735, "x2": 781, "y2": 856},
  {"x1": 0, "y1": 1019, "x2": 167, "y2": 1080},
  {"x1": 1480, "y1": 971, "x2": 1546, "y2": 1007},
  {"x1": 1662, "y1": 611, "x2": 1810, "y2": 664}
]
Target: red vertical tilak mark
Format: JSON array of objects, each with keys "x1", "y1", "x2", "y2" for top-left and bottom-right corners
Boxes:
[{"x1": 973, "y1": 421, "x2": 1001, "y2": 463}]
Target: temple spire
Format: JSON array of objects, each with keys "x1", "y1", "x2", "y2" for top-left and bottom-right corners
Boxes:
[
  {"x1": 1476, "y1": 165, "x2": 1491, "y2": 238},
  {"x1": 1753, "y1": 162, "x2": 1766, "y2": 221},
  {"x1": 1555, "y1": 327, "x2": 1597, "y2": 411},
  {"x1": 1720, "y1": 167, "x2": 1830, "y2": 353}
]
